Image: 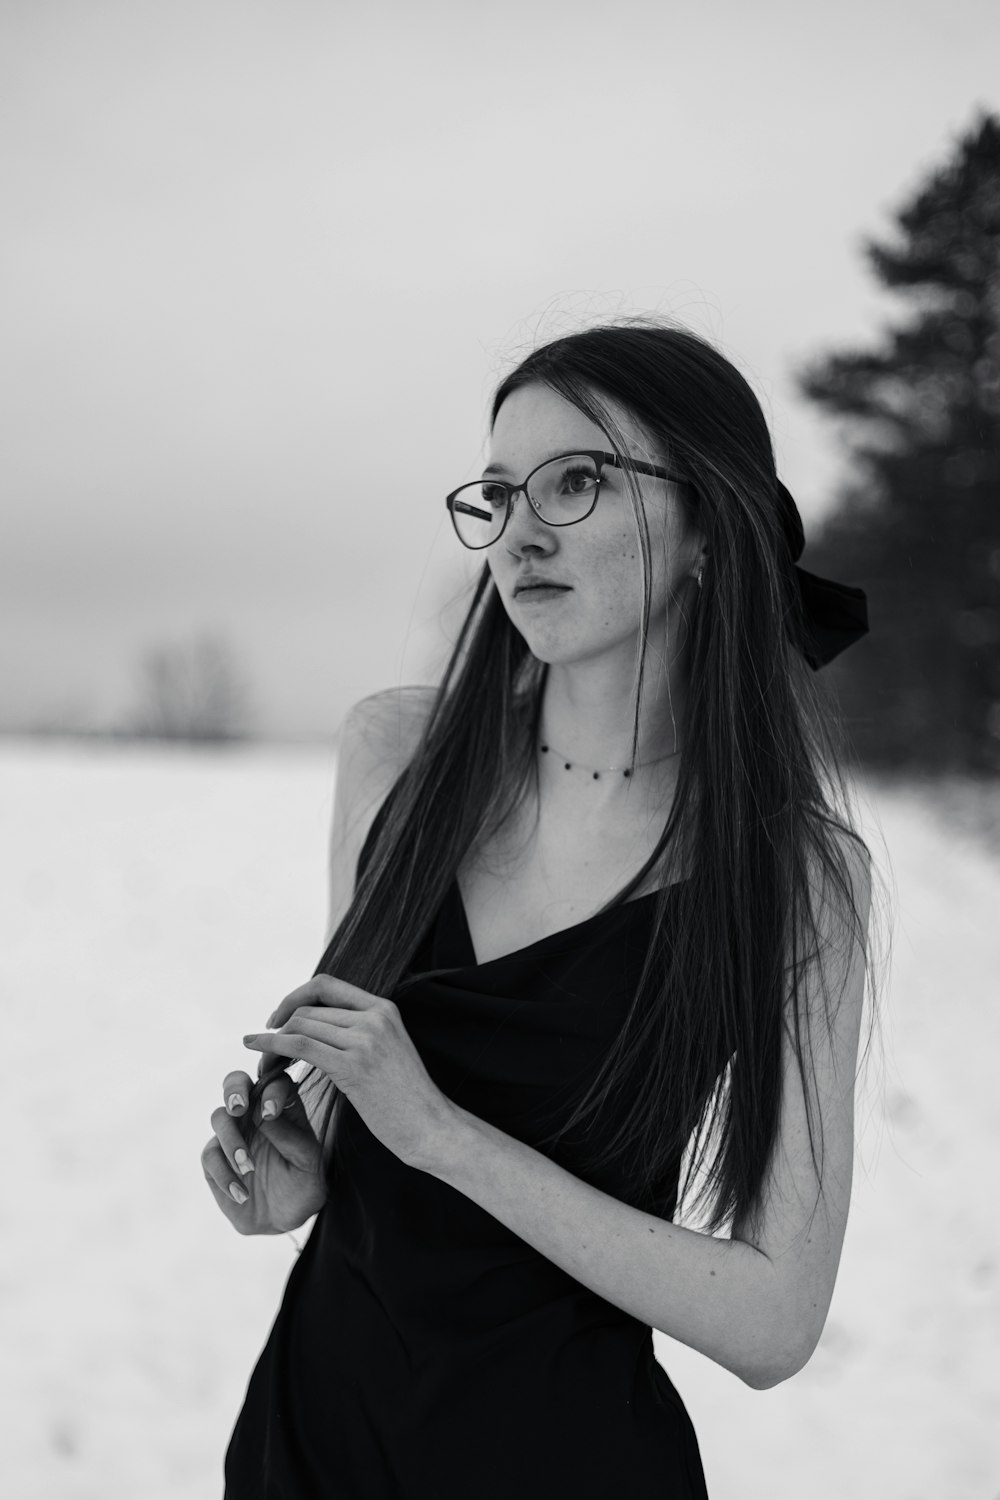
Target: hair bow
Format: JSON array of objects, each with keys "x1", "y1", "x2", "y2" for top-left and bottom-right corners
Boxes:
[{"x1": 775, "y1": 480, "x2": 869, "y2": 670}]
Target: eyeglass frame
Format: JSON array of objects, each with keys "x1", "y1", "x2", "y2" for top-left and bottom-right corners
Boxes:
[{"x1": 444, "y1": 449, "x2": 689, "y2": 550}]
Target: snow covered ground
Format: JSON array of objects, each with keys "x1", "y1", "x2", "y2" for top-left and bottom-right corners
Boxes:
[{"x1": 1, "y1": 739, "x2": 997, "y2": 1499}]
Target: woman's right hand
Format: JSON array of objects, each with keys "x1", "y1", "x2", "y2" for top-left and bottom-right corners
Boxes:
[{"x1": 201, "y1": 1068, "x2": 329, "y2": 1235}]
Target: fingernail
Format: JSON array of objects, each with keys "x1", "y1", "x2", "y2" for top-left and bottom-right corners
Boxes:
[
  {"x1": 261, "y1": 1100, "x2": 278, "y2": 1120},
  {"x1": 266, "y1": 1010, "x2": 278, "y2": 1028},
  {"x1": 235, "y1": 1148, "x2": 254, "y2": 1175},
  {"x1": 229, "y1": 1183, "x2": 248, "y2": 1204},
  {"x1": 228, "y1": 1093, "x2": 245, "y2": 1113}
]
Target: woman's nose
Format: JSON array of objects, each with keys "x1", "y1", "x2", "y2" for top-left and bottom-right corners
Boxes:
[{"x1": 503, "y1": 490, "x2": 553, "y2": 551}]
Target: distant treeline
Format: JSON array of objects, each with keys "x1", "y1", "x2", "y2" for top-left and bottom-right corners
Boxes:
[{"x1": 17, "y1": 630, "x2": 257, "y2": 744}]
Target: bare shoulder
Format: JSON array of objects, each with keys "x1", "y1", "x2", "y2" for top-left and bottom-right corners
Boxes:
[
  {"x1": 342, "y1": 684, "x2": 439, "y2": 783},
  {"x1": 810, "y1": 824, "x2": 873, "y2": 963},
  {"x1": 323, "y1": 685, "x2": 438, "y2": 943}
]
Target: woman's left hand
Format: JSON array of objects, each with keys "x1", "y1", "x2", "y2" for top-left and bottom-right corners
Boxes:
[{"x1": 243, "y1": 977, "x2": 456, "y2": 1173}]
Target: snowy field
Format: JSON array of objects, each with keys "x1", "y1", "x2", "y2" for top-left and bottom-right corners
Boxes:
[{"x1": 1, "y1": 738, "x2": 998, "y2": 1499}]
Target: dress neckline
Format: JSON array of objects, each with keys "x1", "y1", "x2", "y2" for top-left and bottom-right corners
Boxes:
[{"x1": 451, "y1": 877, "x2": 679, "y2": 970}]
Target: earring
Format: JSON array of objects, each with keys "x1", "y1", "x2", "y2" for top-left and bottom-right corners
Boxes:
[{"x1": 694, "y1": 560, "x2": 705, "y2": 590}]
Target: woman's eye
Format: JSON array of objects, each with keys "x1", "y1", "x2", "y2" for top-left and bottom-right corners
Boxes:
[
  {"x1": 560, "y1": 466, "x2": 598, "y2": 494},
  {"x1": 481, "y1": 483, "x2": 508, "y2": 510}
]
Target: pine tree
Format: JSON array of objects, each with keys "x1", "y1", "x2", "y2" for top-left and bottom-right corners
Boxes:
[{"x1": 797, "y1": 110, "x2": 1000, "y2": 773}]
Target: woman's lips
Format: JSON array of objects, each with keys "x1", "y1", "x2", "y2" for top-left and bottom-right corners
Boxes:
[{"x1": 515, "y1": 585, "x2": 572, "y2": 603}]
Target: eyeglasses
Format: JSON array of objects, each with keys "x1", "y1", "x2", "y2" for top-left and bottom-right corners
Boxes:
[{"x1": 445, "y1": 449, "x2": 686, "y2": 550}]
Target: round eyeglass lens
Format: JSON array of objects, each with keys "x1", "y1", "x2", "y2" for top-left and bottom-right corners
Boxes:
[
  {"x1": 449, "y1": 454, "x2": 601, "y2": 549},
  {"x1": 529, "y1": 454, "x2": 601, "y2": 523},
  {"x1": 448, "y1": 479, "x2": 510, "y2": 549}
]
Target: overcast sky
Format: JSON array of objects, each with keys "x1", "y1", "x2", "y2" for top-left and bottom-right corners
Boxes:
[{"x1": 3, "y1": 0, "x2": 998, "y2": 740}]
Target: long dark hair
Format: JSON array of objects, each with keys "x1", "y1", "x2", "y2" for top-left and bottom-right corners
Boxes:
[{"x1": 246, "y1": 317, "x2": 883, "y2": 1238}]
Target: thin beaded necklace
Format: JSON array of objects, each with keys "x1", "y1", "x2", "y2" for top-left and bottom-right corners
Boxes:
[{"x1": 538, "y1": 735, "x2": 683, "y2": 780}]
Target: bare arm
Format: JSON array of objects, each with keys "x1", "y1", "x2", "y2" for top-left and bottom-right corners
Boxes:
[
  {"x1": 420, "y1": 837, "x2": 872, "y2": 1390},
  {"x1": 202, "y1": 687, "x2": 439, "y2": 1231},
  {"x1": 298, "y1": 686, "x2": 438, "y2": 1142},
  {"x1": 323, "y1": 685, "x2": 439, "y2": 947}
]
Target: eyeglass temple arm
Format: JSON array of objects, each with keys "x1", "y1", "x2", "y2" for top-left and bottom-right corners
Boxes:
[{"x1": 603, "y1": 452, "x2": 687, "y2": 484}]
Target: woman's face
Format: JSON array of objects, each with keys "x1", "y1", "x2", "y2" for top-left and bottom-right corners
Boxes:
[{"x1": 485, "y1": 382, "x2": 704, "y2": 671}]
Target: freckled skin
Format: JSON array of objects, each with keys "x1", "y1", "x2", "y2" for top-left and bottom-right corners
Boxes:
[{"x1": 486, "y1": 384, "x2": 704, "y2": 679}]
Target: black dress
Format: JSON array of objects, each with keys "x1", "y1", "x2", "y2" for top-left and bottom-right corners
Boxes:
[{"x1": 224, "y1": 800, "x2": 710, "y2": 1499}]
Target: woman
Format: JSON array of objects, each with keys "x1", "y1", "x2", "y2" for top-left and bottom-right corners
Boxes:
[{"x1": 204, "y1": 319, "x2": 879, "y2": 1498}]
